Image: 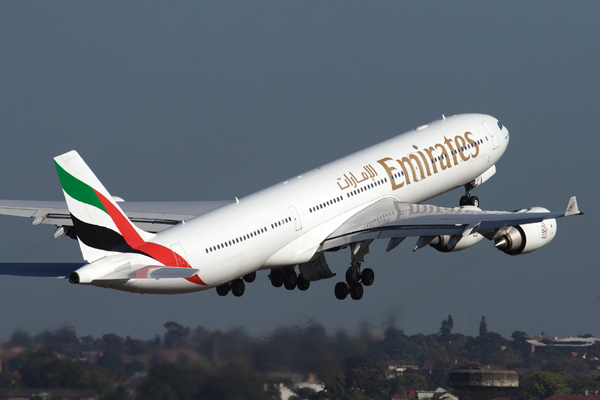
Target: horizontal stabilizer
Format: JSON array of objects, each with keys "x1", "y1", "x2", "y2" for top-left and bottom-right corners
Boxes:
[
  {"x1": 0, "y1": 263, "x2": 84, "y2": 278},
  {"x1": 94, "y1": 266, "x2": 200, "y2": 281}
]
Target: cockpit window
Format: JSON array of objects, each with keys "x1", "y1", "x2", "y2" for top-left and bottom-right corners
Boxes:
[{"x1": 497, "y1": 121, "x2": 503, "y2": 130}]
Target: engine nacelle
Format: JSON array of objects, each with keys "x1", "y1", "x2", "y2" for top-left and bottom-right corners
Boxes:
[
  {"x1": 430, "y1": 233, "x2": 484, "y2": 252},
  {"x1": 494, "y1": 213, "x2": 557, "y2": 255}
]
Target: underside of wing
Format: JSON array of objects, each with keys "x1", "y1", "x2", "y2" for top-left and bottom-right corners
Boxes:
[
  {"x1": 0, "y1": 199, "x2": 233, "y2": 235},
  {"x1": 321, "y1": 196, "x2": 580, "y2": 252}
]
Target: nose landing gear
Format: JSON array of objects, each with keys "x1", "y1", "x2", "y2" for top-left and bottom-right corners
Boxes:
[{"x1": 460, "y1": 182, "x2": 480, "y2": 207}]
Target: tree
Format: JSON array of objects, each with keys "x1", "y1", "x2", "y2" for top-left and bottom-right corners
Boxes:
[
  {"x1": 97, "y1": 350, "x2": 124, "y2": 374},
  {"x1": 163, "y1": 322, "x2": 191, "y2": 348},
  {"x1": 439, "y1": 315, "x2": 454, "y2": 336},
  {"x1": 479, "y1": 316, "x2": 488, "y2": 336},
  {"x1": 343, "y1": 356, "x2": 390, "y2": 399},
  {"x1": 20, "y1": 350, "x2": 84, "y2": 388},
  {"x1": 8, "y1": 329, "x2": 32, "y2": 347},
  {"x1": 519, "y1": 371, "x2": 569, "y2": 400}
]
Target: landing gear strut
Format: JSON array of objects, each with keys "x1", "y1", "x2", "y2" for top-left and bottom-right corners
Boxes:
[
  {"x1": 460, "y1": 182, "x2": 479, "y2": 207},
  {"x1": 334, "y1": 241, "x2": 375, "y2": 301}
]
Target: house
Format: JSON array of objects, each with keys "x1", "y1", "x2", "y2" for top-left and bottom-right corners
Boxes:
[
  {"x1": 384, "y1": 360, "x2": 420, "y2": 378},
  {"x1": 544, "y1": 395, "x2": 600, "y2": 400},
  {"x1": 416, "y1": 387, "x2": 458, "y2": 400}
]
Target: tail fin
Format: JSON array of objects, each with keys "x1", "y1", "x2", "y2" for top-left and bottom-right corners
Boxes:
[{"x1": 54, "y1": 150, "x2": 155, "y2": 263}]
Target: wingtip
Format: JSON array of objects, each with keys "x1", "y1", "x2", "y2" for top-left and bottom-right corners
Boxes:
[{"x1": 565, "y1": 196, "x2": 583, "y2": 217}]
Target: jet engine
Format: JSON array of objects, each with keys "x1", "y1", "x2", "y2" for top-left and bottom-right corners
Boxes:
[
  {"x1": 429, "y1": 233, "x2": 484, "y2": 252},
  {"x1": 494, "y1": 210, "x2": 557, "y2": 255}
]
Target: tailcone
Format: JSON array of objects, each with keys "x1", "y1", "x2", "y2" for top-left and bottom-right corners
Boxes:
[{"x1": 69, "y1": 272, "x2": 80, "y2": 284}]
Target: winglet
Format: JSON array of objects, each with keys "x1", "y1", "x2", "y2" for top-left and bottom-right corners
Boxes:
[{"x1": 565, "y1": 196, "x2": 583, "y2": 217}]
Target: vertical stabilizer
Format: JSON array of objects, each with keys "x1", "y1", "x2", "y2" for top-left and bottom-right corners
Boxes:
[{"x1": 54, "y1": 151, "x2": 155, "y2": 263}]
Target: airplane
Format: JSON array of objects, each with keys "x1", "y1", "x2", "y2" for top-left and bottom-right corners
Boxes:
[{"x1": 0, "y1": 113, "x2": 582, "y2": 300}]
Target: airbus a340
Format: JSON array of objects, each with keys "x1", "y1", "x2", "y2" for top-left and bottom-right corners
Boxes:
[{"x1": 0, "y1": 114, "x2": 582, "y2": 300}]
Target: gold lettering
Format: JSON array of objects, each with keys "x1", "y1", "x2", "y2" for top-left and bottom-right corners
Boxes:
[
  {"x1": 397, "y1": 153, "x2": 424, "y2": 184},
  {"x1": 444, "y1": 136, "x2": 458, "y2": 166},
  {"x1": 454, "y1": 135, "x2": 469, "y2": 162},
  {"x1": 465, "y1": 132, "x2": 479, "y2": 158},
  {"x1": 377, "y1": 157, "x2": 403, "y2": 190},
  {"x1": 422, "y1": 146, "x2": 438, "y2": 174},
  {"x1": 413, "y1": 145, "x2": 431, "y2": 176},
  {"x1": 435, "y1": 143, "x2": 451, "y2": 170}
]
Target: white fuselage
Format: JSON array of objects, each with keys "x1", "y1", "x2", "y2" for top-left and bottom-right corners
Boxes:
[{"x1": 114, "y1": 113, "x2": 509, "y2": 293}]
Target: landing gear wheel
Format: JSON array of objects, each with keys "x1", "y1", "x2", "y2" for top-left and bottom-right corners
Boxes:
[
  {"x1": 361, "y1": 268, "x2": 375, "y2": 286},
  {"x1": 270, "y1": 269, "x2": 284, "y2": 288},
  {"x1": 335, "y1": 282, "x2": 349, "y2": 300},
  {"x1": 350, "y1": 283, "x2": 364, "y2": 300},
  {"x1": 296, "y1": 274, "x2": 310, "y2": 291},
  {"x1": 231, "y1": 279, "x2": 245, "y2": 297},
  {"x1": 346, "y1": 268, "x2": 359, "y2": 285},
  {"x1": 216, "y1": 283, "x2": 230, "y2": 296},
  {"x1": 243, "y1": 271, "x2": 256, "y2": 283},
  {"x1": 469, "y1": 196, "x2": 479, "y2": 207},
  {"x1": 460, "y1": 196, "x2": 468, "y2": 207},
  {"x1": 283, "y1": 270, "x2": 297, "y2": 290}
]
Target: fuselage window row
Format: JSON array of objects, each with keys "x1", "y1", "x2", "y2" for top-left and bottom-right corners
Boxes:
[
  {"x1": 429, "y1": 139, "x2": 483, "y2": 163},
  {"x1": 309, "y1": 195, "x2": 344, "y2": 213},
  {"x1": 205, "y1": 226, "x2": 268, "y2": 253},
  {"x1": 345, "y1": 177, "x2": 388, "y2": 198}
]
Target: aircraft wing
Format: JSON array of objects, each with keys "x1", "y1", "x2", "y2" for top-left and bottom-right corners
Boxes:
[
  {"x1": 320, "y1": 196, "x2": 582, "y2": 252},
  {"x1": 0, "y1": 262, "x2": 84, "y2": 278},
  {"x1": 0, "y1": 199, "x2": 234, "y2": 235}
]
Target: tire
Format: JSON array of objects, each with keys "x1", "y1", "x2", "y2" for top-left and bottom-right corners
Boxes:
[
  {"x1": 243, "y1": 271, "x2": 256, "y2": 283},
  {"x1": 283, "y1": 270, "x2": 297, "y2": 290},
  {"x1": 297, "y1": 274, "x2": 310, "y2": 291},
  {"x1": 231, "y1": 279, "x2": 245, "y2": 297},
  {"x1": 334, "y1": 282, "x2": 348, "y2": 300},
  {"x1": 346, "y1": 268, "x2": 359, "y2": 285},
  {"x1": 216, "y1": 283, "x2": 230, "y2": 296},
  {"x1": 460, "y1": 196, "x2": 468, "y2": 206},
  {"x1": 350, "y1": 283, "x2": 364, "y2": 300},
  {"x1": 270, "y1": 269, "x2": 284, "y2": 287},
  {"x1": 361, "y1": 268, "x2": 375, "y2": 286},
  {"x1": 470, "y1": 196, "x2": 480, "y2": 207}
]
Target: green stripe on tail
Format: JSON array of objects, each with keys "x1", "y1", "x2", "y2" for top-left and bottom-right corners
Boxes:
[{"x1": 54, "y1": 161, "x2": 107, "y2": 213}]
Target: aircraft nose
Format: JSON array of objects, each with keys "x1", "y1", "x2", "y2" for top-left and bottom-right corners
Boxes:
[{"x1": 496, "y1": 120, "x2": 509, "y2": 148}]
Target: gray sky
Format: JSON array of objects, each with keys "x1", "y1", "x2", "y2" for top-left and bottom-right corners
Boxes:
[{"x1": 0, "y1": 1, "x2": 598, "y2": 341}]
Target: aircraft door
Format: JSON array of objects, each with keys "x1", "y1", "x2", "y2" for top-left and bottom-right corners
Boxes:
[
  {"x1": 289, "y1": 206, "x2": 302, "y2": 231},
  {"x1": 171, "y1": 243, "x2": 189, "y2": 267},
  {"x1": 482, "y1": 121, "x2": 499, "y2": 150}
]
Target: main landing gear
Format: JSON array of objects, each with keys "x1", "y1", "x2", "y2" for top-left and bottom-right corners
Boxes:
[
  {"x1": 269, "y1": 267, "x2": 310, "y2": 291},
  {"x1": 215, "y1": 271, "x2": 257, "y2": 297},
  {"x1": 459, "y1": 182, "x2": 479, "y2": 207},
  {"x1": 334, "y1": 267, "x2": 374, "y2": 300},
  {"x1": 334, "y1": 240, "x2": 375, "y2": 301}
]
